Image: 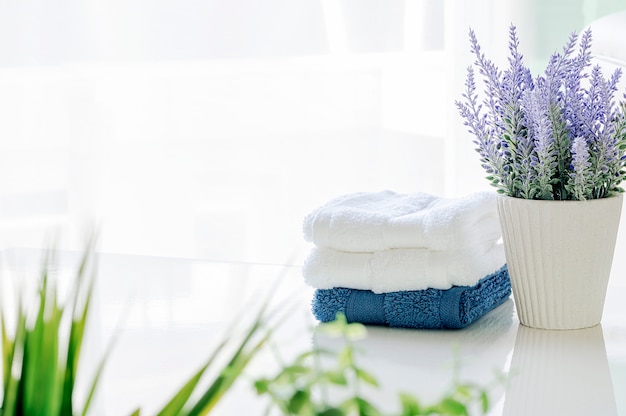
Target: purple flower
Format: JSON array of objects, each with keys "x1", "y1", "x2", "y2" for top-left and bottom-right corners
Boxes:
[
  {"x1": 522, "y1": 82, "x2": 557, "y2": 199},
  {"x1": 457, "y1": 25, "x2": 626, "y2": 200}
]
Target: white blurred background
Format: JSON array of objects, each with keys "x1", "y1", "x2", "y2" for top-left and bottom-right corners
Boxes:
[{"x1": 0, "y1": 0, "x2": 623, "y2": 270}]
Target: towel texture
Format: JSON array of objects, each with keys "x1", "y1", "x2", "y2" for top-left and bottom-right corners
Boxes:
[
  {"x1": 303, "y1": 243, "x2": 505, "y2": 293},
  {"x1": 303, "y1": 190, "x2": 500, "y2": 252},
  {"x1": 312, "y1": 265, "x2": 510, "y2": 329}
]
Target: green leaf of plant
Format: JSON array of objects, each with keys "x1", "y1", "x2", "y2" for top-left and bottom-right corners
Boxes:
[
  {"x1": 39, "y1": 302, "x2": 64, "y2": 416},
  {"x1": 455, "y1": 384, "x2": 472, "y2": 399},
  {"x1": 338, "y1": 347, "x2": 353, "y2": 368},
  {"x1": 295, "y1": 350, "x2": 322, "y2": 364},
  {"x1": 21, "y1": 272, "x2": 62, "y2": 414},
  {"x1": 339, "y1": 398, "x2": 359, "y2": 414},
  {"x1": 399, "y1": 392, "x2": 421, "y2": 416},
  {"x1": 344, "y1": 322, "x2": 367, "y2": 341},
  {"x1": 2, "y1": 301, "x2": 27, "y2": 416},
  {"x1": 318, "y1": 407, "x2": 344, "y2": 416},
  {"x1": 177, "y1": 288, "x2": 295, "y2": 416},
  {"x1": 273, "y1": 368, "x2": 296, "y2": 386},
  {"x1": 355, "y1": 368, "x2": 379, "y2": 387},
  {"x1": 28, "y1": 297, "x2": 41, "y2": 412},
  {"x1": 282, "y1": 365, "x2": 309, "y2": 376},
  {"x1": 81, "y1": 334, "x2": 119, "y2": 416},
  {"x1": 440, "y1": 397, "x2": 469, "y2": 415},
  {"x1": 1, "y1": 308, "x2": 14, "y2": 400},
  {"x1": 157, "y1": 363, "x2": 211, "y2": 416},
  {"x1": 354, "y1": 396, "x2": 381, "y2": 416},
  {"x1": 480, "y1": 391, "x2": 490, "y2": 413},
  {"x1": 155, "y1": 338, "x2": 228, "y2": 416},
  {"x1": 325, "y1": 370, "x2": 348, "y2": 386},
  {"x1": 254, "y1": 379, "x2": 269, "y2": 395},
  {"x1": 287, "y1": 390, "x2": 309, "y2": 414},
  {"x1": 318, "y1": 313, "x2": 348, "y2": 337},
  {"x1": 185, "y1": 324, "x2": 272, "y2": 416},
  {"x1": 63, "y1": 248, "x2": 98, "y2": 416}
]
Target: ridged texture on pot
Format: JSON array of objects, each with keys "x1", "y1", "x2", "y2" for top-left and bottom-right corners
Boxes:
[{"x1": 496, "y1": 194, "x2": 623, "y2": 330}]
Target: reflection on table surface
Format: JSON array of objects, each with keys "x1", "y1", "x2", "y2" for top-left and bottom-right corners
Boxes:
[
  {"x1": 504, "y1": 325, "x2": 617, "y2": 415},
  {"x1": 1, "y1": 248, "x2": 625, "y2": 415}
]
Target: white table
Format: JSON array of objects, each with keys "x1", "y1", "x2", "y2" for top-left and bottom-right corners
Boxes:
[{"x1": 1, "y1": 249, "x2": 624, "y2": 415}]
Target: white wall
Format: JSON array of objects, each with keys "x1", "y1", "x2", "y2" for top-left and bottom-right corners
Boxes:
[{"x1": 0, "y1": 0, "x2": 624, "y2": 274}]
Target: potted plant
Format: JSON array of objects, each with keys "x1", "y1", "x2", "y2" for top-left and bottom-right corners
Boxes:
[{"x1": 456, "y1": 25, "x2": 626, "y2": 330}]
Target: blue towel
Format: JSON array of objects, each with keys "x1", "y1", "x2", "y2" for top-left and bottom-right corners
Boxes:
[{"x1": 312, "y1": 265, "x2": 510, "y2": 329}]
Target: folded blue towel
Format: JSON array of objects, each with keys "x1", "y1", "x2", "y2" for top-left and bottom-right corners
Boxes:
[{"x1": 312, "y1": 265, "x2": 510, "y2": 329}]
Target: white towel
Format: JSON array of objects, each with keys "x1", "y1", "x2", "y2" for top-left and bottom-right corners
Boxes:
[
  {"x1": 302, "y1": 243, "x2": 506, "y2": 293},
  {"x1": 303, "y1": 190, "x2": 501, "y2": 252}
]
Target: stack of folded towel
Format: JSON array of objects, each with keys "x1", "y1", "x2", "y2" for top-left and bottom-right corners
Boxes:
[{"x1": 302, "y1": 190, "x2": 511, "y2": 329}]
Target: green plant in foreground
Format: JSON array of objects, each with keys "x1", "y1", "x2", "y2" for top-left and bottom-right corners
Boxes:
[
  {"x1": 1, "y1": 245, "x2": 105, "y2": 416},
  {"x1": 1, "y1": 246, "x2": 501, "y2": 415},
  {"x1": 254, "y1": 313, "x2": 502, "y2": 416}
]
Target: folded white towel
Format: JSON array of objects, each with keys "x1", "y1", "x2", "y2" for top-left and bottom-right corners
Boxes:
[
  {"x1": 302, "y1": 243, "x2": 506, "y2": 293},
  {"x1": 303, "y1": 190, "x2": 501, "y2": 252}
]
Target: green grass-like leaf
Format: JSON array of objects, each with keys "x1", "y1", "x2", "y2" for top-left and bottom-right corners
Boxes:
[
  {"x1": 156, "y1": 293, "x2": 290, "y2": 416},
  {"x1": 2, "y1": 299, "x2": 27, "y2": 416},
  {"x1": 185, "y1": 324, "x2": 273, "y2": 416},
  {"x1": 156, "y1": 339, "x2": 228, "y2": 416}
]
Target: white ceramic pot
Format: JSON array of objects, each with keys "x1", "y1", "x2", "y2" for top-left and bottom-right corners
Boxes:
[{"x1": 496, "y1": 193, "x2": 623, "y2": 330}]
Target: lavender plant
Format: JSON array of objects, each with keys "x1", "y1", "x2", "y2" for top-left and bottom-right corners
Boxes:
[{"x1": 456, "y1": 25, "x2": 626, "y2": 200}]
